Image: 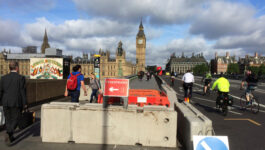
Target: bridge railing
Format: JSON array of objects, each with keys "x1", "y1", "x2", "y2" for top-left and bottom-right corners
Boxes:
[{"x1": 24, "y1": 78, "x2": 89, "y2": 106}]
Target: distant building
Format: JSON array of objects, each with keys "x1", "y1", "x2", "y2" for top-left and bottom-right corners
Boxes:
[
  {"x1": 238, "y1": 52, "x2": 265, "y2": 74},
  {"x1": 167, "y1": 52, "x2": 207, "y2": 74},
  {"x1": 211, "y1": 52, "x2": 237, "y2": 74},
  {"x1": 71, "y1": 41, "x2": 136, "y2": 78},
  {"x1": 136, "y1": 20, "x2": 146, "y2": 72},
  {"x1": 22, "y1": 46, "x2": 37, "y2": 53},
  {"x1": 0, "y1": 30, "x2": 71, "y2": 78}
]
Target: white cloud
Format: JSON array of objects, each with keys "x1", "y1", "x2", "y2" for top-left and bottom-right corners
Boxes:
[
  {"x1": 73, "y1": 0, "x2": 205, "y2": 24},
  {"x1": 0, "y1": 19, "x2": 21, "y2": 46},
  {"x1": 190, "y1": 1, "x2": 257, "y2": 39}
]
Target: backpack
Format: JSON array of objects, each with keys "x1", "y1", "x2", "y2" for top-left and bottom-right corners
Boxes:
[{"x1": 67, "y1": 73, "x2": 81, "y2": 90}]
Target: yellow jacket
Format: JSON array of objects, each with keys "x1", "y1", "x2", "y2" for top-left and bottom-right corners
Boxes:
[{"x1": 211, "y1": 77, "x2": 230, "y2": 92}]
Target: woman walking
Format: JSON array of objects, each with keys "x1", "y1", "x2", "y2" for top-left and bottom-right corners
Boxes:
[{"x1": 89, "y1": 73, "x2": 102, "y2": 103}]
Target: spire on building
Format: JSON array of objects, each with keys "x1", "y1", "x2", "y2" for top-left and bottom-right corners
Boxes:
[
  {"x1": 137, "y1": 18, "x2": 145, "y2": 37},
  {"x1": 41, "y1": 29, "x2": 50, "y2": 54},
  {"x1": 117, "y1": 41, "x2": 124, "y2": 56}
]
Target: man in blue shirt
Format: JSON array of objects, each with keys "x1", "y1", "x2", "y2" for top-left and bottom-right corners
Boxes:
[{"x1": 64, "y1": 65, "x2": 87, "y2": 102}]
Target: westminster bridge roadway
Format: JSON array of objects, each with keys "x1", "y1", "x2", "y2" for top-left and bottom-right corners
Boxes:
[{"x1": 162, "y1": 75, "x2": 265, "y2": 150}]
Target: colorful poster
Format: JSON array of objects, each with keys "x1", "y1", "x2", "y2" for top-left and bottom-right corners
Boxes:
[{"x1": 30, "y1": 58, "x2": 63, "y2": 79}]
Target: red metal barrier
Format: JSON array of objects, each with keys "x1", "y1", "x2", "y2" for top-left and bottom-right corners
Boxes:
[{"x1": 97, "y1": 89, "x2": 170, "y2": 107}]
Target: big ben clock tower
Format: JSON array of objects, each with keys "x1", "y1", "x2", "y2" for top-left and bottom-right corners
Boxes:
[{"x1": 136, "y1": 20, "x2": 146, "y2": 72}]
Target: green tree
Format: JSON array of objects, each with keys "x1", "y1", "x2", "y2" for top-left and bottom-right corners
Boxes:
[
  {"x1": 248, "y1": 66, "x2": 259, "y2": 75},
  {"x1": 259, "y1": 64, "x2": 265, "y2": 75},
  {"x1": 227, "y1": 63, "x2": 239, "y2": 74},
  {"x1": 193, "y1": 63, "x2": 209, "y2": 75}
]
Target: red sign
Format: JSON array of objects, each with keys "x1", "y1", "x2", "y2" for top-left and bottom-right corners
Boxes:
[{"x1": 104, "y1": 78, "x2": 129, "y2": 97}]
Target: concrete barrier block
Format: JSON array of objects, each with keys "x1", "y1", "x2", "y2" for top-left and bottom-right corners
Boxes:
[
  {"x1": 41, "y1": 104, "x2": 75, "y2": 143},
  {"x1": 72, "y1": 104, "x2": 177, "y2": 147},
  {"x1": 72, "y1": 104, "x2": 138, "y2": 145},
  {"x1": 138, "y1": 107, "x2": 177, "y2": 147}
]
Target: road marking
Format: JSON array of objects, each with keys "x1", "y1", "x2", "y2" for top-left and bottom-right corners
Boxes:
[
  {"x1": 193, "y1": 97, "x2": 242, "y2": 115},
  {"x1": 194, "y1": 96, "x2": 215, "y2": 103},
  {"x1": 201, "y1": 141, "x2": 212, "y2": 150},
  {"x1": 224, "y1": 118, "x2": 262, "y2": 126},
  {"x1": 229, "y1": 111, "x2": 242, "y2": 115}
]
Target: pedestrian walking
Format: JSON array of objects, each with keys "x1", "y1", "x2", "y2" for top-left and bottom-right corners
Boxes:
[
  {"x1": 0, "y1": 61, "x2": 27, "y2": 146},
  {"x1": 89, "y1": 73, "x2": 102, "y2": 103},
  {"x1": 146, "y1": 71, "x2": 150, "y2": 81},
  {"x1": 65, "y1": 65, "x2": 87, "y2": 103}
]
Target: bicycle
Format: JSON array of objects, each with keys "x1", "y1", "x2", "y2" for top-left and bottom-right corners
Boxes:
[
  {"x1": 240, "y1": 87, "x2": 259, "y2": 114},
  {"x1": 203, "y1": 84, "x2": 211, "y2": 96},
  {"x1": 184, "y1": 84, "x2": 193, "y2": 103},
  {"x1": 215, "y1": 91, "x2": 233, "y2": 116}
]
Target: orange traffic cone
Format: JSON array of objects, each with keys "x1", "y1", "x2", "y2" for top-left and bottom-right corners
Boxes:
[{"x1": 187, "y1": 97, "x2": 189, "y2": 103}]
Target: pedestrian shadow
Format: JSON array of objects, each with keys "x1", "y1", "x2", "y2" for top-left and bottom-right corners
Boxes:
[{"x1": 11, "y1": 118, "x2": 40, "y2": 146}]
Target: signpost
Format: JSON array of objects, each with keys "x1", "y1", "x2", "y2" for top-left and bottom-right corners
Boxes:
[
  {"x1": 193, "y1": 136, "x2": 229, "y2": 150},
  {"x1": 104, "y1": 78, "x2": 129, "y2": 97},
  {"x1": 103, "y1": 78, "x2": 129, "y2": 108},
  {"x1": 94, "y1": 54, "x2": 100, "y2": 79}
]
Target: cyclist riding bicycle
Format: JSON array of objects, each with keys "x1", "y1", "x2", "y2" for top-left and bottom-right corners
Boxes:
[
  {"x1": 170, "y1": 71, "x2": 175, "y2": 86},
  {"x1": 202, "y1": 72, "x2": 212, "y2": 95},
  {"x1": 211, "y1": 72, "x2": 230, "y2": 106},
  {"x1": 240, "y1": 70, "x2": 258, "y2": 105},
  {"x1": 182, "y1": 70, "x2": 194, "y2": 102}
]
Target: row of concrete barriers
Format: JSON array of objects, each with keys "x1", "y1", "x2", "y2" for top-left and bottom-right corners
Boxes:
[
  {"x1": 41, "y1": 75, "x2": 178, "y2": 147},
  {"x1": 157, "y1": 76, "x2": 213, "y2": 150},
  {"x1": 41, "y1": 103, "x2": 177, "y2": 147}
]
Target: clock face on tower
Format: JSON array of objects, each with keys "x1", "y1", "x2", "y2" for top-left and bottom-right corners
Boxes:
[{"x1": 138, "y1": 39, "x2": 143, "y2": 44}]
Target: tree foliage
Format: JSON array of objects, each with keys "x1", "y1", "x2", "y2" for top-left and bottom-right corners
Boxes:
[
  {"x1": 193, "y1": 64, "x2": 209, "y2": 75},
  {"x1": 259, "y1": 64, "x2": 265, "y2": 75},
  {"x1": 248, "y1": 66, "x2": 259, "y2": 75},
  {"x1": 227, "y1": 63, "x2": 239, "y2": 74}
]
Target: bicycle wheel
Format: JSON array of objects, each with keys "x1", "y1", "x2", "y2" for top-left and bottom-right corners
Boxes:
[
  {"x1": 240, "y1": 95, "x2": 247, "y2": 110},
  {"x1": 251, "y1": 97, "x2": 259, "y2": 114},
  {"x1": 221, "y1": 104, "x2": 228, "y2": 116}
]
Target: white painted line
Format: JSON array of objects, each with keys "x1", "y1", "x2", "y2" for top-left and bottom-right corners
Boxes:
[
  {"x1": 193, "y1": 96, "x2": 215, "y2": 103},
  {"x1": 201, "y1": 141, "x2": 212, "y2": 150},
  {"x1": 229, "y1": 110, "x2": 242, "y2": 115}
]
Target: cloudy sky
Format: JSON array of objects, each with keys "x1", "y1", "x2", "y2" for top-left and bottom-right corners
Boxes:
[{"x1": 1, "y1": 0, "x2": 265, "y2": 67}]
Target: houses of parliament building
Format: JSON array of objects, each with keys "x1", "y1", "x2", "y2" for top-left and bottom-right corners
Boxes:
[
  {"x1": 70, "y1": 20, "x2": 146, "y2": 78},
  {"x1": 0, "y1": 20, "x2": 147, "y2": 79}
]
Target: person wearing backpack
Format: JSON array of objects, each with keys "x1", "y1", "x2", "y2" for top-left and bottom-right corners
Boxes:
[
  {"x1": 89, "y1": 73, "x2": 102, "y2": 103},
  {"x1": 64, "y1": 65, "x2": 87, "y2": 102}
]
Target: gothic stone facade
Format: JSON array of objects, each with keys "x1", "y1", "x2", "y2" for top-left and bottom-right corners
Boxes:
[
  {"x1": 70, "y1": 41, "x2": 136, "y2": 78},
  {"x1": 136, "y1": 20, "x2": 146, "y2": 72}
]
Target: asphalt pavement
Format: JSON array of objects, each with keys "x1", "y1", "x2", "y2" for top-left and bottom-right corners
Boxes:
[{"x1": 162, "y1": 75, "x2": 265, "y2": 150}]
